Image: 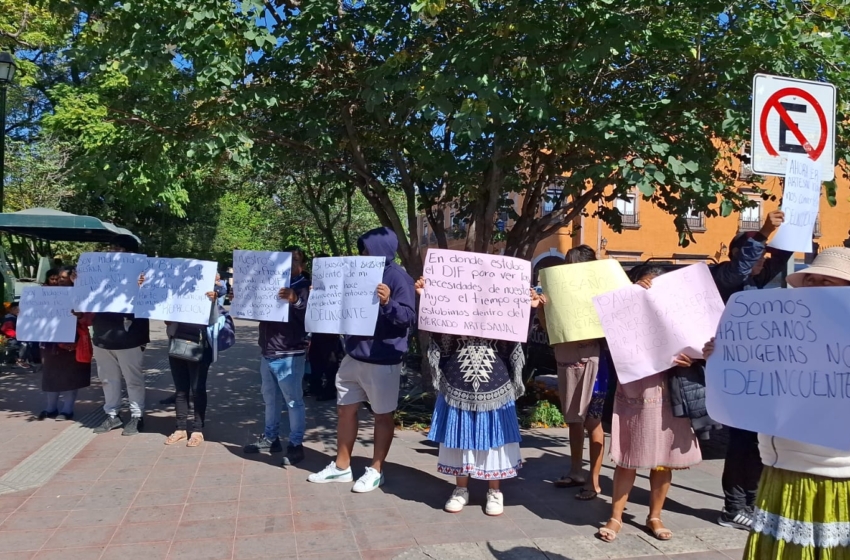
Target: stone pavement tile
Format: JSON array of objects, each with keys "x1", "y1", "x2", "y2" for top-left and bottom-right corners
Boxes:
[
  {"x1": 175, "y1": 518, "x2": 237, "y2": 542},
  {"x1": 359, "y1": 547, "x2": 413, "y2": 560},
  {"x1": 64, "y1": 458, "x2": 112, "y2": 472},
  {"x1": 126, "y1": 504, "x2": 185, "y2": 525},
  {"x1": 668, "y1": 552, "x2": 733, "y2": 560},
  {"x1": 0, "y1": 494, "x2": 29, "y2": 514},
  {"x1": 233, "y1": 533, "x2": 298, "y2": 559},
  {"x1": 0, "y1": 510, "x2": 67, "y2": 532},
  {"x1": 635, "y1": 529, "x2": 716, "y2": 555},
  {"x1": 51, "y1": 467, "x2": 107, "y2": 483},
  {"x1": 200, "y1": 452, "x2": 245, "y2": 466},
  {"x1": 0, "y1": 552, "x2": 35, "y2": 560},
  {"x1": 721, "y1": 549, "x2": 744, "y2": 559},
  {"x1": 98, "y1": 466, "x2": 151, "y2": 481},
  {"x1": 533, "y1": 536, "x2": 608, "y2": 560},
  {"x1": 292, "y1": 495, "x2": 344, "y2": 515},
  {"x1": 187, "y1": 485, "x2": 240, "y2": 504},
  {"x1": 401, "y1": 543, "x2": 483, "y2": 559},
  {"x1": 412, "y1": 522, "x2": 477, "y2": 546},
  {"x1": 168, "y1": 538, "x2": 235, "y2": 560},
  {"x1": 150, "y1": 464, "x2": 198, "y2": 479},
  {"x1": 42, "y1": 525, "x2": 117, "y2": 550},
  {"x1": 396, "y1": 500, "x2": 460, "y2": 525},
  {"x1": 157, "y1": 455, "x2": 201, "y2": 467},
  {"x1": 111, "y1": 454, "x2": 160, "y2": 469},
  {"x1": 235, "y1": 513, "x2": 294, "y2": 536},
  {"x1": 239, "y1": 498, "x2": 292, "y2": 517},
  {"x1": 693, "y1": 527, "x2": 748, "y2": 551},
  {"x1": 33, "y1": 546, "x2": 105, "y2": 560},
  {"x1": 240, "y1": 483, "x2": 289, "y2": 502},
  {"x1": 75, "y1": 489, "x2": 138, "y2": 510},
  {"x1": 354, "y1": 525, "x2": 417, "y2": 551},
  {"x1": 288, "y1": 481, "x2": 342, "y2": 499},
  {"x1": 293, "y1": 511, "x2": 349, "y2": 532},
  {"x1": 140, "y1": 475, "x2": 195, "y2": 493},
  {"x1": 17, "y1": 494, "x2": 82, "y2": 512},
  {"x1": 0, "y1": 529, "x2": 51, "y2": 554},
  {"x1": 33, "y1": 481, "x2": 94, "y2": 498},
  {"x1": 295, "y1": 528, "x2": 357, "y2": 556},
  {"x1": 102, "y1": 541, "x2": 171, "y2": 560},
  {"x1": 341, "y1": 490, "x2": 396, "y2": 512},
  {"x1": 182, "y1": 501, "x2": 239, "y2": 522},
  {"x1": 193, "y1": 472, "x2": 243, "y2": 488},
  {"x1": 110, "y1": 521, "x2": 177, "y2": 545},
  {"x1": 61, "y1": 507, "x2": 125, "y2": 528},
  {"x1": 197, "y1": 462, "x2": 243, "y2": 476},
  {"x1": 346, "y1": 507, "x2": 405, "y2": 529},
  {"x1": 512, "y1": 516, "x2": 579, "y2": 539},
  {"x1": 589, "y1": 533, "x2": 662, "y2": 558},
  {"x1": 479, "y1": 540, "x2": 550, "y2": 560},
  {"x1": 133, "y1": 490, "x2": 190, "y2": 508}
]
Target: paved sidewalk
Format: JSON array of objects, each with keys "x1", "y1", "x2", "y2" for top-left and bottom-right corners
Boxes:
[{"x1": 0, "y1": 319, "x2": 747, "y2": 560}]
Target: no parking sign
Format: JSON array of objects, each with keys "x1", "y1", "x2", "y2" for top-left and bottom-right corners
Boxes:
[{"x1": 751, "y1": 74, "x2": 836, "y2": 181}]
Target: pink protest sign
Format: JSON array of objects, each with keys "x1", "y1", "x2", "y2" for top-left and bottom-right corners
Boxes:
[
  {"x1": 418, "y1": 249, "x2": 532, "y2": 343},
  {"x1": 593, "y1": 263, "x2": 724, "y2": 383}
]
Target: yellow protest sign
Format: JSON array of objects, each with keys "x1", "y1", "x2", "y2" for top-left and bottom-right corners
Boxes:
[{"x1": 539, "y1": 259, "x2": 631, "y2": 344}]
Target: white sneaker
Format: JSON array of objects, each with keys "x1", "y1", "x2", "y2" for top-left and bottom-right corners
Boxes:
[
  {"x1": 351, "y1": 467, "x2": 384, "y2": 493},
  {"x1": 444, "y1": 487, "x2": 469, "y2": 513},
  {"x1": 307, "y1": 462, "x2": 353, "y2": 484},
  {"x1": 485, "y1": 489, "x2": 504, "y2": 516}
]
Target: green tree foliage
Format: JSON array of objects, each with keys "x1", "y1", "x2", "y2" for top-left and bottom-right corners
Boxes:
[{"x1": 37, "y1": 0, "x2": 850, "y2": 274}]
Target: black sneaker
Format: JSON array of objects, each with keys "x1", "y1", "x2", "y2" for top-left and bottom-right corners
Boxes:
[
  {"x1": 37, "y1": 410, "x2": 58, "y2": 421},
  {"x1": 282, "y1": 444, "x2": 305, "y2": 466},
  {"x1": 56, "y1": 413, "x2": 74, "y2": 422},
  {"x1": 243, "y1": 436, "x2": 282, "y2": 454},
  {"x1": 93, "y1": 415, "x2": 123, "y2": 433},
  {"x1": 160, "y1": 394, "x2": 177, "y2": 405},
  {"x1": 718, "y1": 508, "x2": 754, "y2": 530},
  {"x1": 122, "y1": 417, "x2": 144, "y2": 436}
]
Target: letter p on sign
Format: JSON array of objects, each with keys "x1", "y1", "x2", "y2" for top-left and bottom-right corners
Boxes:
[{"x1": 751, "y1": 74, "x2": 836, "y2": 181}]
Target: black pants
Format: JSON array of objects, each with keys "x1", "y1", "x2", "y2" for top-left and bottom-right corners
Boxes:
[
  {"x1": 722, "y1": 427, "x2": 763, "y2": 513},
  {"x1": 169, "y1": 351, "x2": 211, "y2": 433},
  {"x1": 307, "y1": 334, "x2": 342, "y2": 395}
]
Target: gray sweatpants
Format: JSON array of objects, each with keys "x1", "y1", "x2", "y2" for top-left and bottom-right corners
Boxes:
[{"x1": 94, "y1": 346, "x2": 146, "y2": 418}]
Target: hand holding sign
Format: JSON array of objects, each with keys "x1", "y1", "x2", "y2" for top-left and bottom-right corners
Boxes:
[{"x1": 769, "y1": 155, "x2": 822, "y2": 254}]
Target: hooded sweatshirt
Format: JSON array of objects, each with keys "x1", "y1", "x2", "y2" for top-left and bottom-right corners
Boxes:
[
  {"x1": 345, "y1": 228, "x2": 416, "y2": 365},
  {"x1": 258, "y1": 272, "x2": 311, "y2": 358},
  {"x1": 91, "y1": 313, "x2": 150, "y2": 350},
  {"x1": 710, "y1": 233, "x2": 792, "y2": 303}
]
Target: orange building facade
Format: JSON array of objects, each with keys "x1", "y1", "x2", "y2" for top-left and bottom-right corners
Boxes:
[{"x1": 418, "y1": 160, "x2": 850, "y2": 271}]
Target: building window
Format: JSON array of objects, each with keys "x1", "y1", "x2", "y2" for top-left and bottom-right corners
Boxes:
[
  {"x1": 542, "y1": 188, "x2": 562, "y2": 215},
  {"x1": 814, "y1": 216, "x2": 822, "y2": 238},
  {"x1": 685, "y1": 207, "x2": 706, "y2": 231},
  {"x1": 496, "y1": 211, "x2": 509, "y2": 232},
  {"x1": 615, "y1": 194, "x2": 639, "y2": 227},
  {"x1": 739, "y1": 202, "x2": 761, "y2": 232}
]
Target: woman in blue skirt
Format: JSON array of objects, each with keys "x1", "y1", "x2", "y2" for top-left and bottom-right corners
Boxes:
[{"x1": 416, "y1": 277, "x2": 537, "y2": 516}]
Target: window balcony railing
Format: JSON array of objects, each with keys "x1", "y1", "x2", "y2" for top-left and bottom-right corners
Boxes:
[
  {"x1": 739, "y1": 219, "x2": 761, "y2": 232},
  {"x1": 621, "y1": 212, "x2": 640, "y2": 227},
  {"x1": 685, "y1": 215, "x2": 706, "y2": 231}
]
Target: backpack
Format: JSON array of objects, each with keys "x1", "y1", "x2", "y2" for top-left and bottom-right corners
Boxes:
[{"x1": 216, "y1": 310, "x2": 236, "y2": 352}]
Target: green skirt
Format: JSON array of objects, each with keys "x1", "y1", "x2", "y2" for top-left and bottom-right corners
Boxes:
[{"x1": 745, "y1": 466, "x2": 850, "y2": 560}]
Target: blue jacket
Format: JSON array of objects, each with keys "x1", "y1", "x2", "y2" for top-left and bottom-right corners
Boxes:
[
  {"x1": 345, "y1": 228, "x2": 416, "y2": 365},
  {"x1": 710, "y1": 233, "x2": 793, "y2": 303}
]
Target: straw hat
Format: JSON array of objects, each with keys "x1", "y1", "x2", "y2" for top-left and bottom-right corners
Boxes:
[{"x1": 786, "y1": 247, "x2": 850, "y2": 287}]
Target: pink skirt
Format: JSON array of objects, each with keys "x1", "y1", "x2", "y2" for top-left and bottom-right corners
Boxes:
[{"x1": 610, "y1": 372, "x2": 702, "y2": 470}]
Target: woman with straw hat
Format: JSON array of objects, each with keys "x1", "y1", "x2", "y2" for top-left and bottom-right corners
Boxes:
[{"x1": 703, "y1": 246, "x2": 850, "y2": 560}]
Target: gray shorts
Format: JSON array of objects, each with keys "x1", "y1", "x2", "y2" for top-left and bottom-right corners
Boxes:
[{"x1": 336, "y1": 355, "x2": 401, "y2": 414}]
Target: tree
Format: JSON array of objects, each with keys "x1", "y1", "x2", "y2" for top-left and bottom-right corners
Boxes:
[{"x1": 44, "y1": 0, "x2": 850, "y2": 276}]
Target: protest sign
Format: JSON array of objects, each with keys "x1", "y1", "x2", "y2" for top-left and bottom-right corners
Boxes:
[
  {"x1": 539, "y1": 260, "x2": 630, "y2": 344},
  {"x1": 134, "y1": 258, "x2": 218, "y2": 324},
  {"x1": 770, "y1": 155, "x2": 822, "y2": 254},
  {"x1": 230, "y1": 250, "x2": 292, "y2": 322},
  {"x1": 305, "y1": 256, "x2": 384, "y2": 336},
  {"x1": 17, "y1": 286, "x2": 77, "y2": 343},
  {"x1": 74, "y1": 252, "x2": 148, "y2": 313},
  {"x1": 418, "y1": 249, "x2": 531, "y2": 343},
  {"x1": 706, "y1": 287, "x2": 850, "y2": 450},
  {"x1": 593, "y1": 263, "x2": 725, "y2": 383}
]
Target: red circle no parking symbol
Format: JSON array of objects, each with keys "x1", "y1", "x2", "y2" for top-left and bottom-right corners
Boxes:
[{"x1": 759, "y1": 87, "x2": 828, "y2": 161}]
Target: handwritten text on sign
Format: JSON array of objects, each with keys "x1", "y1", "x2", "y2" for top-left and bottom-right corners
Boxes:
[
  {"x1": 418, "y1": 249, "x2": 531, "y2": 343},
  {"x1": 706, "y1": 288, "x2": 850, "y2": 450},
  {"x1": 539, "y1": 260, "x2": 631, "y2": 344},
  {"x1": 134, "y1": 258, "x2": 218, "y2": 324},
  {"x1": 73, "y1": 252, "x2": 148, "y2": 313},
  {"x1": 305, "y1": 257, "x2": 384, "y2": 336},
  {"x1": 17, "y1": 286, "x2": 77, "y2": 343},
  {"x1": 231, "y1": 250, "x2": 292, "y2": 322},
  {"x1": 770, "y1": 155, "x2": 822, "y2": 254},
  {"x1": 594, "y1": 264, "x2": 725, "y2": 383}
]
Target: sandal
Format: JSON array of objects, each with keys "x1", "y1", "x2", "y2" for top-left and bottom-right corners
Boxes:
[
  {"x1": 165, "y1": 430, "x2": 187, "y2": 445},
  {"x1": 646, "y1": 517, "x2": 673, "y2": 541},
  {"x1": 597, "y1": 518, "x2": 622, "y2": 542},
  {"x1": 553, "y1": 474, "x2": 586, "y2": 488},
  {"x1": 187, "y1": 433, "x2": 204, "y2": 447},
  {"x1": 575, "y1": 487, "x2": 599, "y2": 501}
]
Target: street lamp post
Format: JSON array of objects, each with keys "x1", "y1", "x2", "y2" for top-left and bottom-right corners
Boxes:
[{"x1": 0, "y1": 52, "x2": 18, "y2": 214}]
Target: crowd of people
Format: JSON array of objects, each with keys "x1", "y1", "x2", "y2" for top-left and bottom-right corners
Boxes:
[{"x1": 21, "y1": 215, "x2": 850, "y2": 559}]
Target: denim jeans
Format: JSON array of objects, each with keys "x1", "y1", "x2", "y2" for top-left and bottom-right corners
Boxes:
[
  {"x1": 260, "y1": 354, "x2": 306, "y2": 445},
  {"x1": 45, "y1": 390, "x2": 78, "y2": 415}
]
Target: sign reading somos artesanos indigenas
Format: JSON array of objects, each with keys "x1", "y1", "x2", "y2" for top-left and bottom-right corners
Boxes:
[
  {"x1": 418, "y1": 249, "x2": 532, "y2": 343},
  {"x1": 230, "y1": 250, "x2": 292, "y2": 322},
  {"x1": 17, "y1": 286, "x2": 77, "y2": 343},
  {"x1": 305, "y1": 256, "x2": 385, "y2": 336},
  {"x1": 706, "y1": 288, "x2": 850, "y2": 450}
]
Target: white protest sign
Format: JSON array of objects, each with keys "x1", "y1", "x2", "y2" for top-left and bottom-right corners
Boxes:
[
  {"x1": 230, "y1": 250, "x2": 292, "y2": 322},
  {"x1": 593, "y1": 264, "x2": 725, "y2": 383},
  {"x1": 73, "y1": 252, "x2": 148, "y2": 313},
  {"x1": 706, "y1": 287, "x2": 850, "y2": 450},
  {"x1": 305, "y1": 257, "x2": 384, "y2": 336},
  {"x1": 134, "y1": 258, "x2": 218, "y2": 324},
  {"x1": 418, "y1": 249, "x2": 531, "y2": 343},
  {"x1": 769, "y1": 155, "x2": 821, "y2": 254},
  {"x1": 17, "y1": 286, "x2": 77, "y2": 343}
]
